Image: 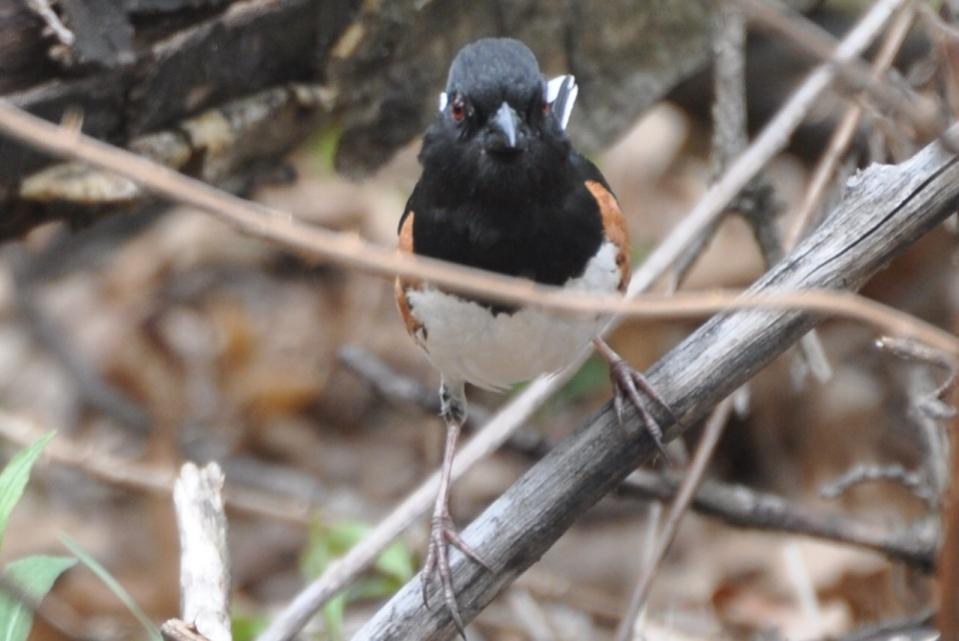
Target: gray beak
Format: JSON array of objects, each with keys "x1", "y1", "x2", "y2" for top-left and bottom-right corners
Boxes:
[{"x1": 489, "y1": 101, "x2": 519, "y2": 150}]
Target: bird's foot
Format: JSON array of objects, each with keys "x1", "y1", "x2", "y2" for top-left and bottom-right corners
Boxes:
[
  {"x1": 594, "y1": 339, "x2": 679, "y2": 460},
  {"x1": 421, "y1": 511, "x2": 490, "y2": 638}
]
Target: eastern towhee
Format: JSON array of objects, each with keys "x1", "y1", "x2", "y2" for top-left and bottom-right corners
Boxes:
[{"x1": 395, "y1": 37, "x2": 674, "y2": 633}]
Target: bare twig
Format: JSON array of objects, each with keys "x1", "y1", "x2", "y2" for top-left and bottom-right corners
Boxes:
[
  {"x1": 878, "y1": 336, "x2": 959, "y2": 397},
  {"x1": 0, "y1": 411, "x2": 316, "y2": 525},
  {"x1": 613, "y1": 397, "x2": 734, "y2": 641},
  {"x1": 920, "y1": 4, "x2": 959, "y2": 44},
  {"x1": 25, "y1": 0, "x2": 75, "y2": 46},
  {"x1": 877, "y1": 336, "x2": 957, "y2": 495},
  {"x1": 167, "y1": 463, "x2": 231, "y2": 641},
  {"x1": 820, "y1": 464, "x2": 938, "y2": 507},
  {"x1": 711, "y1": 3, "x2": 749, "y2": 173},
  {"x1": 704, "y1": 0, "x2": 831, "y2": 384},
  {"x1": 672, "y1": 1, "x2": 753, "y2": 286},
  {"x1": 786, "y1": 7, "x2": 917, "y2": 250},
  {"x1": 710, "y1": 3, "x2": 785, "y2": 280},
  {"x1": 619, "y1": 469, "x2": 937, "y2": 569},
  {"x1": 816, "y1": 330, "x2": 958, "y2": 568},
  {"x1": 337, "y1": 346, "x2": 550, "y2": 458},
  {"x1": 728, "y1": 0, "x2": 946, "y2": 143},
  {"x1": 338, "y1": 346, "x2": 450, "y2": 419}
]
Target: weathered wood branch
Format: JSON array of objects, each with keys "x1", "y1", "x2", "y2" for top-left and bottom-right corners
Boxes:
[
  {"x1": 162, "y1": 463, "x2": 232, "y2": 641},
  {"x1": 340, "y1": 344, "x2": 938, "y2": 568},
  {"x1": 350, "y1": 132, "x2": 959, "y2": 640},
  {"x1": 621, "y1": 470, "x2": 937, "y2": 569}
]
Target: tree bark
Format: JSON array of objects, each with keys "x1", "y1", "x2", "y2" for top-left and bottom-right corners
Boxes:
[{"x1": 1, "y1": 0, "x2": 814, "y2": 237}]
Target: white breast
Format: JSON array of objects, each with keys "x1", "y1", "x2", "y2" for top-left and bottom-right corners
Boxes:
[{"x1": 407, "y1": 242, "x2": 622, "y2": 391}]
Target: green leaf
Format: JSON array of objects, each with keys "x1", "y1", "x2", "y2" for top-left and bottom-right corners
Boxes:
[
  {"x1": 59, "y1": 535, "x2": 162, "y2": 641},
  {"x1": 300, "y1": 519, "x2": 415, "y2": 639},
  {"x1": 558, "y1": 355, "x2": 609, "y2": 402},
  {"x1": 321, "y1": 592, "x2": 346, "y2": 641},
  {"x1": 324, "y1": 521, "x2": 368, "y2": 554},
  {"x1": 0, "y1": 555, "x2": 75, "y2": 641},
  {"x1": 373, "y1": 541, "x2": 413, "y2": 584},
  {"x1": 231, "y1": 613, "x2": 268, "y2": 641},
  {"x1": 0, "y1": 433, "x2": 54, "y2": 551},
  {"x1": 349, "y1": 576, "x2": 402, "y2": 601},
  {"x1": 301, "y1": 521, "x2": 369, "y2": 580},
  {"x1": 308, "y1": 126, "x2": 343, "y2": 174}
]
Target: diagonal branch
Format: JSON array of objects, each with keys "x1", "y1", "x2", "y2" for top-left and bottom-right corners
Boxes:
[
  {"x1": 349, "y1": 123, "x2": 959, "y2": 641},
  {"x1": 337, "y1": 346, "x2": 939, "y2": 570}
]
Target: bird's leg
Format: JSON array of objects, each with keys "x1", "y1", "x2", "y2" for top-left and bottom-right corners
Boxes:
[
  {"x1": 421, "y1": 379, "x2": 490, "y2": 637},
  {"x1": 593, "y1": 338, "x2": 678, "y2": 459}
]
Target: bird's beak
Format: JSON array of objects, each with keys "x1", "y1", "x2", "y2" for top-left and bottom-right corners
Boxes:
[{"x1": 488, "y1": 101, "x2": 520, "y2": 151}]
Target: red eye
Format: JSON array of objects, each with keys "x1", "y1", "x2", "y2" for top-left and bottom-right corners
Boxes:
[
  {"x1": 543, "y1": 101, "x2": 550, "y2": 114},
  {"x1": 451, "y1": 97, "x2": 466, "y2": 122}
]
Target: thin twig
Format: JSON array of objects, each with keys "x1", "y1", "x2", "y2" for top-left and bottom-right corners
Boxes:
[
  {"x1": 25, "y1": 0, "x2": 75, "y2": 46},
  {"x1": 877, "y1": 336, "x2": 957, "y2": 496},
  {"x1": 706, "y1": 0, "x2": 832, "y2": 385},
  {"x1": 619, "y1": 469, "x2": 937, "y2": 569},
  {"x1": 919, "y1": 4, "x2": 959, "y2": 44},
  {"x1": 0, "y1": 411, "x2": 316, "y2": 525},
  {"x1": 786, "y1": 7, "x2": 917, "y2": 249},
  {"x1": 337, "y1": 346, "x2": 551, "y2": 458},
  {"x1": 878, "y1": 336, "x2": 959, "y2": 384},
  {"x1": 613, "y1": 397, "x2": 734, "y2": 641},
  {"x1": 820, "y1": 464, "x2": 938, "y2": 507},
  {"x1": 728, "y1": 0, "x2": 946, "y2": 144},
  {"x1": 671, "y1": 1, "x2": 752, "y2": 287}
]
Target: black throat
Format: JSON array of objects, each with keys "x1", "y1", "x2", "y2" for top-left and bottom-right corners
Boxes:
[{"x1": 408, "y1": 147, "x2": 605, "y2": 313}]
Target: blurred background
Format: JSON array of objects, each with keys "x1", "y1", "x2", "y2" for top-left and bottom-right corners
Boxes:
[{"x1": 0, "y1": 0, "x2": 956, "y2": 639}]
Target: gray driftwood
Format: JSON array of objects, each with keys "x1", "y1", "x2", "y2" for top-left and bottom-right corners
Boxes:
[{"x1": 349, "y1": 133, "x2": 959, "y2": 640}]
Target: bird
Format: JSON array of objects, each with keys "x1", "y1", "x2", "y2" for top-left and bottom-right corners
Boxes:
[{"x1": 395, "y1": 37, "x2": 675, "y2": 634}]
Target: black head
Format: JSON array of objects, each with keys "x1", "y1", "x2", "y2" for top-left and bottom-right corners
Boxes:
[{"x1": 419, "y1": 38, "x2": 572, "y2": 203}]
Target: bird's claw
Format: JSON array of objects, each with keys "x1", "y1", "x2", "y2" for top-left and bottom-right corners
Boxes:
[
  {"x1": 604, "y1": 353, "x2": 679, "y2": 462},
  {"x1": 421, "y1": 512, "x2": 490, "y2": 639}
]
